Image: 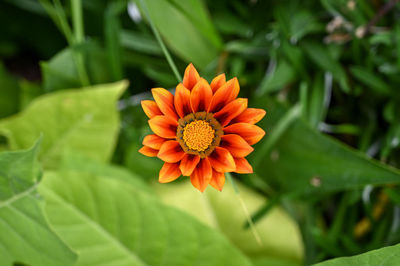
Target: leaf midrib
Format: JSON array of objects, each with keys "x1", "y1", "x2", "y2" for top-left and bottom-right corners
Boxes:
[{"x1": 41, "y1": 185, "x2": 148, "y2": 266}]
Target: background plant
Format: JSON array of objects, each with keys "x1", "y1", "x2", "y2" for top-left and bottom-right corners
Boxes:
[{"x1": 1, "y1": 0, "x2": 400, "y2": 265}]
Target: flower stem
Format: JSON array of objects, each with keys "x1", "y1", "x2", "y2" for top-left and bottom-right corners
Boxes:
[
  {"x1": 226, "y1": 173, "x2": 263, "y2": 247},
  {"x1": 139, "y1": 0, "x2": 182, "y2": 83}
]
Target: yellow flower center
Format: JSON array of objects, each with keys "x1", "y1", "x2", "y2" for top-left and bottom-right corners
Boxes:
[{"x1": 182, "y1": 120, "x2": 215, "y2": 152}]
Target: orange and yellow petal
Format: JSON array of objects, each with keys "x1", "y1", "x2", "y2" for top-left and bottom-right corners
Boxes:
[
  {"x1": 159, "y1": 162, "x2": 181, "y2": 183},
  {"x1": 231, "y1": 108, "x2": 266, "y2": 124},
  {"x1": 152, "y1": 88, "x2": 178, "y2": 121},
  {"x1": 157, "y1": 140, "x2": 185, "y2": 163},
  {"x1": 210, "y1": 170, "x2": 225, "y2": 191},
  {"x1": 174, "y1": 83, "x2": 192, "y2": 118},
  {"x1": 142, "y1": 134, "x2": 166, "y2": 150},
  {"x1": 208, "y1": 147, "x2": 236, "y2": 173},
  {"x1": 180, "y1": 154, "x2": 200, "y2": 176},
  {"x1": 210, "y1": 73, "x2": 226, "y2": 93},
  {"x1": 139, "y1": 146, "x2": 158, "y2": 157},
  {"x1": 234, "y1": 157, "x2": 253, "y2": 174},
  {"x1": 208, "y1": 77, "x2": 240, "y2": 113},
  {"x1": 183, "y1": 63, "x2": 200, "y2": 91},
  {"x1": 213, "y1": 98, "x2": 247, "y2": 127},
  {"x1": 190, "y1": 158, "x2": 212, "y2": 192},
  {"x1": 190, "y1": 78, "x2": 213, "y2": 113},
  {"x1": 223, "y1": 123, "x2": 265, "y2": 145},
  {"x1": 220, "y1": 134, "x2": 254, "y2": 157},
  {"x1": 141, "y1": 100, "x2": 162, "y2": 119},
  {"x1": 148, "y1": 115, "x2": 178, "y2": 139}
]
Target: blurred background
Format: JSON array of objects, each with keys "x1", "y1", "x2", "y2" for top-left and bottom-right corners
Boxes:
[{"x1": 1, "y1": 0, "x2": 400, "y2": 265}]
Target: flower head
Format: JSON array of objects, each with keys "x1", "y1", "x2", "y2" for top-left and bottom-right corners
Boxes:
[{"x1": 139, "y1": 64, "x2": 266, "y2": 192}]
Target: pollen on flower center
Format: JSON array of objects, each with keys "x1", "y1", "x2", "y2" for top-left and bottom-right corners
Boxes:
[{"x1": 182, "y1": 120, "x2": 215, "y2": 151}]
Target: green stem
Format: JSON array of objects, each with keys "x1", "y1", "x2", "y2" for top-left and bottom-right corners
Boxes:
[
  {"x1": 70, "y1": 0, "x2": 90, "y2": 86},
  {"x1": 226, "y1": 173, "x2": 263, "y2": 247},
  {"x1": 71, "y1": 0, "x2": 84, "y2": 43},
  {"x1": 139, "y1": 0, "x2": 182, "y2": 83}
]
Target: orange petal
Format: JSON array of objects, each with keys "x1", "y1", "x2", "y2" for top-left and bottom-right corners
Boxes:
[
  {"x1": 190, "y1": 78, "x2": 213, "y2": 113},
  {"x1": 234, "y1": 157, "x2": 253, "y2": 174},
  {"x1": 190, "y1": 158, "x2": 212, "y2": 192},
  {"x1": 138, "y1": 146, "x2": 158, "y2": 157},
  {"x1": 223, "y1": 123, "x2": 265, "y2": 145},
  {"x1": 213, "y1": 98, "x2": 247, "y2": 127},
  {"x1": 209, "y1": 170, "x2": 225, "y2": 191},
  {"x1": 141, "y1": 100, "x2": 162, "y2": 119},
  {"x1": 148, "y1": 115, "x2": 178, "y2": 139},
  {"x1": 152, "y1": 88, "x2": 178, "y2": 121},
  {"x1": 220, "y1": 134, "x2": 254, "y2": 157},
  {"x1": 159, "y1": 162, "x2": 181, "y2": 183},
  {"x1": 208, "y1": 147, "x2": 236, "y2": 173},
  {"x1": 180, "y1": 154, "x2": 200, "y2": 176},
  {"x1": 208, "y1": 77, "x2": 240, "y2": 113},
  {"x1": 142, "y1": 134, "x2": 165, "y2": 150},
  {"x1": 183, "y1": 63, "x2": 201, "y2": 91},
  {"x1": 157, "y1": 140, "x2": 185, "y2": 163},
  {"x1": 231, "y1": 108, "x2": 266, "y2": 124},
  {"x1": 210, "y1": 73, "x2": 226, "y2": 93},
  {"x1": 174, "y1": 83, "x2": 192, "y2": 118}
]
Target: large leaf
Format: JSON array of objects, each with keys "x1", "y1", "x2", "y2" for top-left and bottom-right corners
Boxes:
[
  {"x1": 154, "y1": 181, "x2": 303, "y2": 263},
  {"x1": 314, "y1": 244, "x2": 400, "y2": 266},
  {"x1": 0, "y1": 81, "x2": 127, "y2": 169},
  {"x1": 39, "y1": 161, "x2": 252, "y2": 266},
  {"x1": 139, "y1": 0, "x2": 219, "y2": 68},
  {"x1": 251, "y1": 99, "x2": 400, "y2": 195},
  {"x1": 0, "y1": 141, "x2": 77, "y2": 266}
]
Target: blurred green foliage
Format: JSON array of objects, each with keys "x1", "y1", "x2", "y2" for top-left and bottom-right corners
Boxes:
[{"x1": 1, "y1": 0, "x2": 400, "y2": 265}]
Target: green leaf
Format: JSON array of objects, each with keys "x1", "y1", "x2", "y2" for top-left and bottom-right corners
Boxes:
[
  {"x1": 120, "y1": 30, "x2": 162, "y2": 55},
  {"x1": 41, "y1": 42, "x2": 113, "y2": 91},
  {"x1": 0, "y1": 138, "x2": 41, "y2": 201},
  {"x1": 349, "y1": 66, "x2": 391, "y2": 95},
  {"x1": 139, "y1": 0, "x2": 219, "y2": 68},
  {"x1": 257, "y1": 60, "x2": 296, "y2": 95},
  {"x1": 314, "y1": 244, "x2": 400, "y2": 266},
  {"x1": 0, "y1": 140, "x2": 77, "y2": 266},
  {"x1": 252, "y1": 99, "x2": 400, "y2": 195},
  {"x1": 154, "y1": 181, "x2": 303, "y2": 262},
  {"x1": 39, "y1": 164, "x2": 252, "y2": 266},
  {"x1": 0, "y1": 81, "x2": 127, "y2": 169},
  {"x1": 302, "y1": 41, "x2": 349, "y2": 93}
]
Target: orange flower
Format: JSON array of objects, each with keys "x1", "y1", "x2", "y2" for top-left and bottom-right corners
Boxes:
[{"x1": 139, "y1": 64, "x2": 266, "y2": 192}]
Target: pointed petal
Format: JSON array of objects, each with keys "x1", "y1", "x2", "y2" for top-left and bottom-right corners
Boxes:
[
  {"x1": 210, "y1": 73, "x2": 226, "y2": 93},
  {"x1": 142, "y1": 134, "x2": 166, "y2": 150},
  {"x1": 180, "y1": 154, "x2": 200, "y2": 176},
  {"x1": 190, "y1": 78, "x2": 213, "y2": 113},
  {"x1": 183, "y1": 63, "x2": 201, "y2": 91},
  {"x1": 213, "y1": 98, "x2": 247, "y2": 127},
  {"x1": 159, "y1": 162, "x2": 181, "y2": 183},
  {"x1": 208, "y1": 77, "x2": 240, "y2": 113},
  {"x1": 223, "y1": 123, "x2": 266, "y2": 145},
  {"x1": 174, "y1": 83, "x2": 192, "y2": 118},
  {"x1": 231, "y1": 108, "x2": 266, "y2": 124},
  {"x1": 141, "y1": 100, "x2": 162, "y2": 119},
  {"x1": 148, "y1": 115, "x2": 178, "y2": 139},
  {"x1": 234, "y1": 157, "x2": 253, "y2": 174},
  {"x1": 210, "y1": 170, "x2": 225, "y2": 191},
  {"x1": 208, "y1": 147, "x2": 236, "y2": 173},
  {"x1": 152, "y1": 88, "x2": 178, "y2": 121},
  {"x1": 190, "y1": 158, "x2": 212, "y2": 192},
  {"x1": 138, "y1": 146, "x2": 158, "y2": 157},
  {"x1": 157, "y1": 140, "x2": 185, "y2": 163},
  {"x1": 220, "y1": 134, "x2": 254, "y2": 157}
]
